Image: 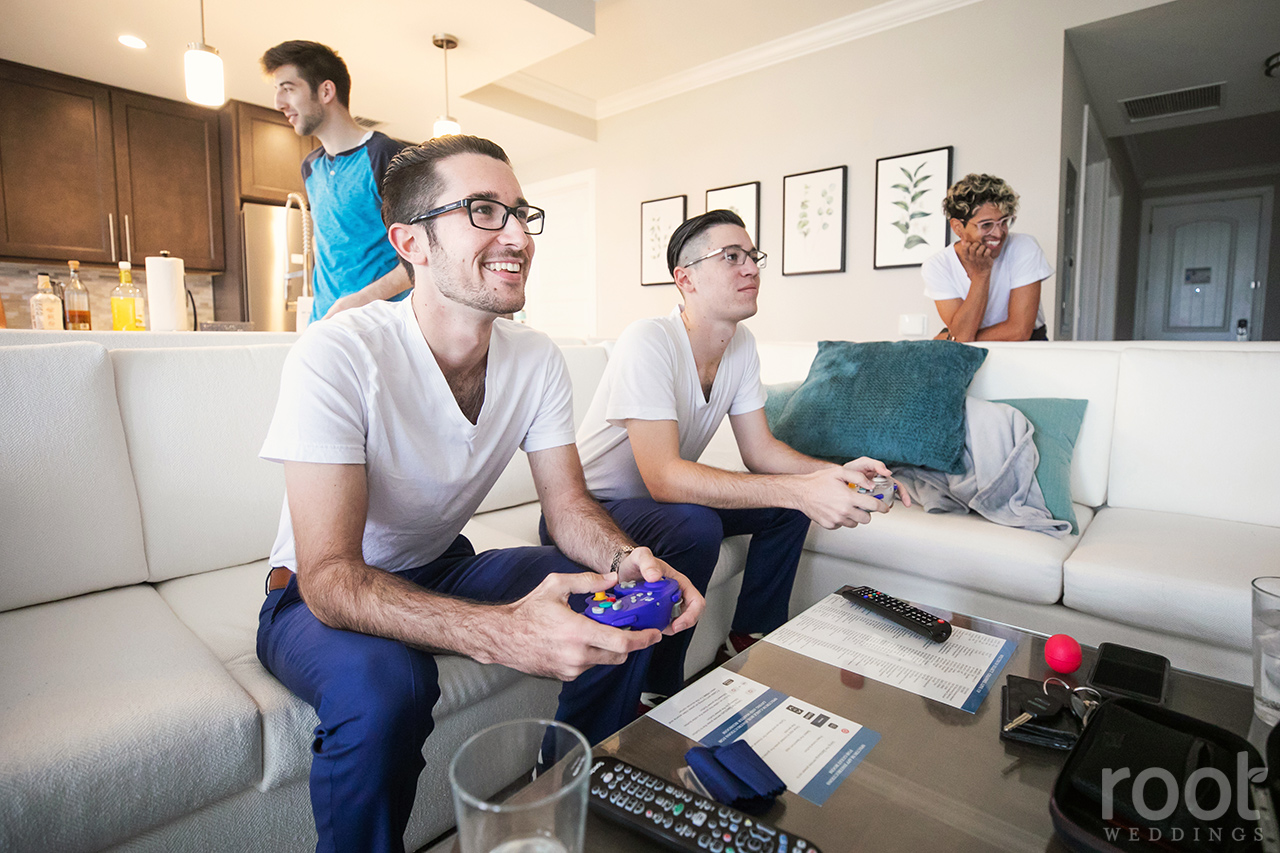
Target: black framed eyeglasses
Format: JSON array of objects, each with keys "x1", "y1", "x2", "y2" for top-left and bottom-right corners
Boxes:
[
  {"x1": 408, "y1": 197, "x2": 545, "y2": 235},
  {"x1": 683, "y1": 245, "x2": 767, "y2": 270}
]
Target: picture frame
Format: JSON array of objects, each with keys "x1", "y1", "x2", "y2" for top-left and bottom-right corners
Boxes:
[
  {"x1": 640, "y1": 195, "x2": 687, "y2": 285},
  {"x1": 873, "y1": 146, "x2": 953, "y2": 269},
  {"x1": 705, "y1": 181, "x2": 761, "y2": 247},
  {"x1": 782, "y1": 166, "x2": 847, "y2": 276}
]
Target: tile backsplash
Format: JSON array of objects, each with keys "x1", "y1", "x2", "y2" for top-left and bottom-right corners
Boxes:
[{"x1": 0, "y1": 260, "x2": 214, "y2": 331}]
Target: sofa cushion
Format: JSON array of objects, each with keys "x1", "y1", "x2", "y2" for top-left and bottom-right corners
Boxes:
[
  {"x1": 773, "y1": 340, "x2": 988, "y2": 474},
  {"x1": 1063, "y1": 507, "x2": 1278, "y2": 651},
  {"x1": 804, "y1": 501, "x2": 1095, "y2": 605},
  {"x1": 158, "y1": 560, "x2": 543, "y2": 790},
  {"x1": 967, "y1": 344, "x2": 1120, "y2": 508},
  {"x1": 0, "y1": 585, "x2": 260, "y2": 853},
  {"x1": 0, "y1": 343, "x2": 147, "y2": 611},
  {"x1": 1108, "y1": 349, "x2": 1280, "y2": 527},
  {"x1": 111, "y1": 345, "x2": 291, "y2": 582}
]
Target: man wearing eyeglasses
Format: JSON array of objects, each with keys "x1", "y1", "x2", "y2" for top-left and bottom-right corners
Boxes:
[
  {"x1": 256, "y1": 135, "x2": 704, "y2": 853},
  {"x1": 923, "y1": 173, "x2": 1052, "y2": 341},
  {"x1": 567, "y1": 210, "x2": 901, "y2": 707}
]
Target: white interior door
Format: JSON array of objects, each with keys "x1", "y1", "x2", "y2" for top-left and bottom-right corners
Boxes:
[
  {"x1": 1074, "y1": 105, "x2": 1122, "y2": 340},
  {"x1": 1139, "y1": 189, "x2": 1271, "y2": 341},
  {"x1": 522, "y1": 170, "x2": 597, "y2": 340}
]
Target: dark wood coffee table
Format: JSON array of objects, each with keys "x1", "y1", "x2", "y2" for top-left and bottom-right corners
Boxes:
[{"x1": 584, "y1": 603, "x2": 1254, "y2": 852}]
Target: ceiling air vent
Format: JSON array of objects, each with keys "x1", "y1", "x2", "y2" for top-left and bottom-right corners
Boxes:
[
  {"x1": 1120, "y1": 82, "x2": 1223, "y2": 122},
  {"x1": 353, "y1": 115, "x2": 385, "y2": 130}
]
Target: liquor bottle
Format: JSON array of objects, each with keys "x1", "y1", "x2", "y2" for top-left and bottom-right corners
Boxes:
[
  {"x1": 63, "y1": 260, "x2": 92, "y2": 330},
  {"x1": 30, "y1": 273, "x2": 64, "y2": 329},
  {"x1": 110, "y1": 261, "x2": 147, "y2": 331}
]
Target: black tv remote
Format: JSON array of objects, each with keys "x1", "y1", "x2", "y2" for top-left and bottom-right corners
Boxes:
[
  {"x1": 838, "y1": 585, "x2": 952, "y2": 643},
  {"x1": 588, "y1": 757, "x2": 821, "y2": 853}
]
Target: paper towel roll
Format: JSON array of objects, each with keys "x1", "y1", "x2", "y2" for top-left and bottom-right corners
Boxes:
[{"x1": 145, "y1": 254, "x2": 187, "y2": 331}]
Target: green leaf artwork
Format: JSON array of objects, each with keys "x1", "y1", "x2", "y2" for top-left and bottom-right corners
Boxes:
[
  {"x1": 891, "y1": 160, "x2": 933, "y2": 251},
  {"x1": 796, "y1": 181, "x2": 840, "y2": 240}
]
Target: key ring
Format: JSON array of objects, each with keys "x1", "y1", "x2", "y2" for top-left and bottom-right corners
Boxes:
[
  {"x1": 1043, "y1": 677, "x2": 1072, "y2": 696},
  {"x1": 1072, "y1": 685, "x2": 1102, "y2": 701}
]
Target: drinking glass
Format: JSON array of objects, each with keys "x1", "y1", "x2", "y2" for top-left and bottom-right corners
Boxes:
[
  {"x1": 449, "y1": 719, "x2": 591, "y2": 853},
  {"x1": 1251, "y1": 577, "x2": 1280, "y2": 726}
]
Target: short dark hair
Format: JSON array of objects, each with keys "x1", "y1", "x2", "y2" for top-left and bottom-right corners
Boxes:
[
  {"x1": 260, "y1": 40, "x2": 352, "y2": 108},
  {"x1": 667, "y1": 209, "x2": 746, "y2": 276},
  {"x1": 942, "y1": 173, "x2": 1019, "y2": 222},
  {"x1": 381, "y1": 136, "x2": 512, "y2": 280}
]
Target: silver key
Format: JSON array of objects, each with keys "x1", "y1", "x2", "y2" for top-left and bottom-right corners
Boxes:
[{"x1": 1004, "y1": 694, "x2": 1062, "y2": 732}]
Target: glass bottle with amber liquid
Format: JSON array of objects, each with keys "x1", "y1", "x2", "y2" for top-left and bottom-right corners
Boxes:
[
  {"x1": 110, "y1": 261, "x2": 146, "y2": 331},
  {"x1": 29, "y1": 272, "x2": 64, "y2": 329},
  {"x1": 63, "y1": 260, "x2": 92, "y2": 330}
]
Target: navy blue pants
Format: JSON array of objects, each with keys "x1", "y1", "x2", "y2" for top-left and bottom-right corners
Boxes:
[
  {"x1": 541, "y1": 499, "x2": 809, "y2": 696},
  {"x1": 256, "y1": 535, "x2": 651, "y2": 853}
]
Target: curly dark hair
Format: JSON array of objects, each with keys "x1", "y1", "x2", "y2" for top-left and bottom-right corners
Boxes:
[{"x1": 942, "y1": 173, "x2": 1019, "y2": 222}]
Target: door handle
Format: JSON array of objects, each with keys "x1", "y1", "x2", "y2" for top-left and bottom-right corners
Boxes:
[
  {"x1": 108, "y1": 214, "x2": 117, "y2": 262},
  {"x1": 124, "y1": 214, "x2": 133, "y2": 263}
]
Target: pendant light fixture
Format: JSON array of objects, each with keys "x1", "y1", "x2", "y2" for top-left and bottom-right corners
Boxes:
[
  {"x1": 184, "y1": 0, "x2": 225, "y2": 106},
  {"x1": 432, "y1": 34, "x2": 461, "y2": 138}
]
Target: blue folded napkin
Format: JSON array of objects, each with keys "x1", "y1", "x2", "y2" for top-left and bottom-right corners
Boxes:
[{"x1": 684, "y1": 741, "x2": 785, "y2": 814}]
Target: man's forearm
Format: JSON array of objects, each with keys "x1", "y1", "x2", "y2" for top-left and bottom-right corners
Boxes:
[
  {"x1": 364, "y1": 265, "x2": 413, "y2": 302},
  {"x1": 646, "y1": 457, "x2": 811, "y2": 512},
  {"x1": 300, "y1": 557, "x2": 509, "y2": 663},
  {"x1": 541, "y1": 489, "x2": 635, "y2": 573},
  {"x1": 947, "y1": 277, "x2": 990, "y2": 342}
]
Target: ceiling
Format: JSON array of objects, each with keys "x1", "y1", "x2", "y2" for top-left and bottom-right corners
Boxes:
[
  {"x1": 1067, "y1": 0, "x2": 1280, "y2": 140},
  {"x1": 0, "y1": 0, "x2": 898, "y2": 166}
]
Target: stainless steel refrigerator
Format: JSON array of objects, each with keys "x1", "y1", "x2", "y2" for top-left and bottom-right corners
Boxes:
[{"x1": 241, "y1": 201, "x2": 309, "y2": 332}]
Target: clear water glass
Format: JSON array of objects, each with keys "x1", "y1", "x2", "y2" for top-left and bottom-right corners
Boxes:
[
  {"x1": 1251, "y1": 577, "x2": 1280, "y2": 727},
  {"x1": 449, "y1": 719, "x2": 591, "y2": 853}
]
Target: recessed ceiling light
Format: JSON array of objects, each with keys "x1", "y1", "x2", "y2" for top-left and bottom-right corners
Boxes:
[{"x1": 118, "y1": 35, "x2": 147, "y2": 49}]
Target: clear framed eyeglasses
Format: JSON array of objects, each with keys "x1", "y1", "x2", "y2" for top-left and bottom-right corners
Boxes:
[
  {"x1": 970, "y1": 215, "x2": 1015, "y2": 236},
  {"x1": 408, "y1": 197, "x2": 545, "y2": 235},
  {"x1": 683, "y1": 245, "x2": 767, "y2": 270}
]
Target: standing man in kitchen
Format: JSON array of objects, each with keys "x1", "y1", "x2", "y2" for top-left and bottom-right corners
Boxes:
[{"x1": 261, "y1": 40, "x2": 412, "y2": 321}]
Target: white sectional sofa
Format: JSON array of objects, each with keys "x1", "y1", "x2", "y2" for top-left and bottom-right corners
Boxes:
[{"x1": 1, "y1": 329, "x2": 1277, "y2": 853}]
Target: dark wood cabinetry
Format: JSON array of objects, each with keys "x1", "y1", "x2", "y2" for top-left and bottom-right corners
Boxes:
[
  {"x1": 0, "y1": 60, "x2": 224, "y2": 271},
  {"x1": 0, "y1": 62, "x2": 118, "y2": 263},
  {"x1": 213, "y1": 100, "x2": 315, "y2": 321},
  {"x1": 234, "y1": 101, "x2": 315, "y2": 204}
]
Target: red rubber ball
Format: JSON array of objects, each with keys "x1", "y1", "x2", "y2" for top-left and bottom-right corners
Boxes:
[{"x1": 1045, "y1": 634, "x2": 1083, "y2": 674}]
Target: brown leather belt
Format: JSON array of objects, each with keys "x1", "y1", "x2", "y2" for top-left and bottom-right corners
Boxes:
[{"x1": 266, "y1": 566, "x2": 294, "y2": 594}]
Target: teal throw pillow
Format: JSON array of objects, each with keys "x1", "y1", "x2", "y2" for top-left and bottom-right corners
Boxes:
[
  {"x1": 763, "y1": 381, "x2": 802, "y2": 429},
  {"x1": 993, "y1": 397, "x2": 1088, "y2": 535},
  {"x1": 771, "y1": 340, "x2": 988, "y2": 474}
]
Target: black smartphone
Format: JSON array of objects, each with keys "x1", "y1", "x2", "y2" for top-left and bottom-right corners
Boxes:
[{"x1": 1087, "y1": 642, "x2": 1170, "y2": 704}]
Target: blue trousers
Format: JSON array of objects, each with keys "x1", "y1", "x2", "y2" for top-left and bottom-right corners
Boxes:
[
  {"x1": 540, "y1": 500, "x2": 809, "y2": 696},
  {"x1": 256, "y1": 535, "x2": 652, "y2": 853}
]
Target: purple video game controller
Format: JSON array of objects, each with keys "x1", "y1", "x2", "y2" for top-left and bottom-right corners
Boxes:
[{"x1": 584, "y1": 578, "x2": 682, "y2": 631}]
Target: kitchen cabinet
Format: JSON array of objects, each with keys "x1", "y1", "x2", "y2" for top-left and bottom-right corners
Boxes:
[
  {"x1": 213, "y1": 100, "x2": 315, "y2": 321},
  {"x1": 0, "y1": 62, "x2": 118, "y2": 263},
  {"x1": 233, "y1": 100, "x2": 315, "y2": 204},
  {"x1": 0, "y1": 60, "x2": 224, "y2": 271}
]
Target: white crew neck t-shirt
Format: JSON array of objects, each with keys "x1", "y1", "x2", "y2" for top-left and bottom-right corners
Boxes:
[
  {"x1": 260, "y1": 298, "x2": 576, "y2": 572},
  {"x1": 578, "y1": 306, "x2": 766, "y2": 501},
  {"x1": 921, "y1": 232, "x2": 1052, "y2": 330}
]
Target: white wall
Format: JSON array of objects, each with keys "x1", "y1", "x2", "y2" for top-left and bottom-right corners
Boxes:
[{"x1": 520, "y1": 0, "x2": 1164, "y2": 343}]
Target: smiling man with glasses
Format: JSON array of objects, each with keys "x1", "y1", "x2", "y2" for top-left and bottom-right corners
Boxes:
[
  {"x1": 254, "y1": 135, "x2": 703, "y2": 853},
  {"x1": 923, "y1": 173, "x2": 1053, "y2": 341},
  {"x1": 565, "y1": 210, "x2": 904, "y2": 709}
]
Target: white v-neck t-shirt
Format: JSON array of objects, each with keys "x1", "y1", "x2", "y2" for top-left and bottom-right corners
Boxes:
[
  {"x1": 261, "y1": 298, "x2": 576, "y2": 572},
  {"x1": 578, "y1": 306, "x2": 766, "y2": 501},
  {"x1": 921, "y1": 232, "x2": 1052, "y2": 330}
]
